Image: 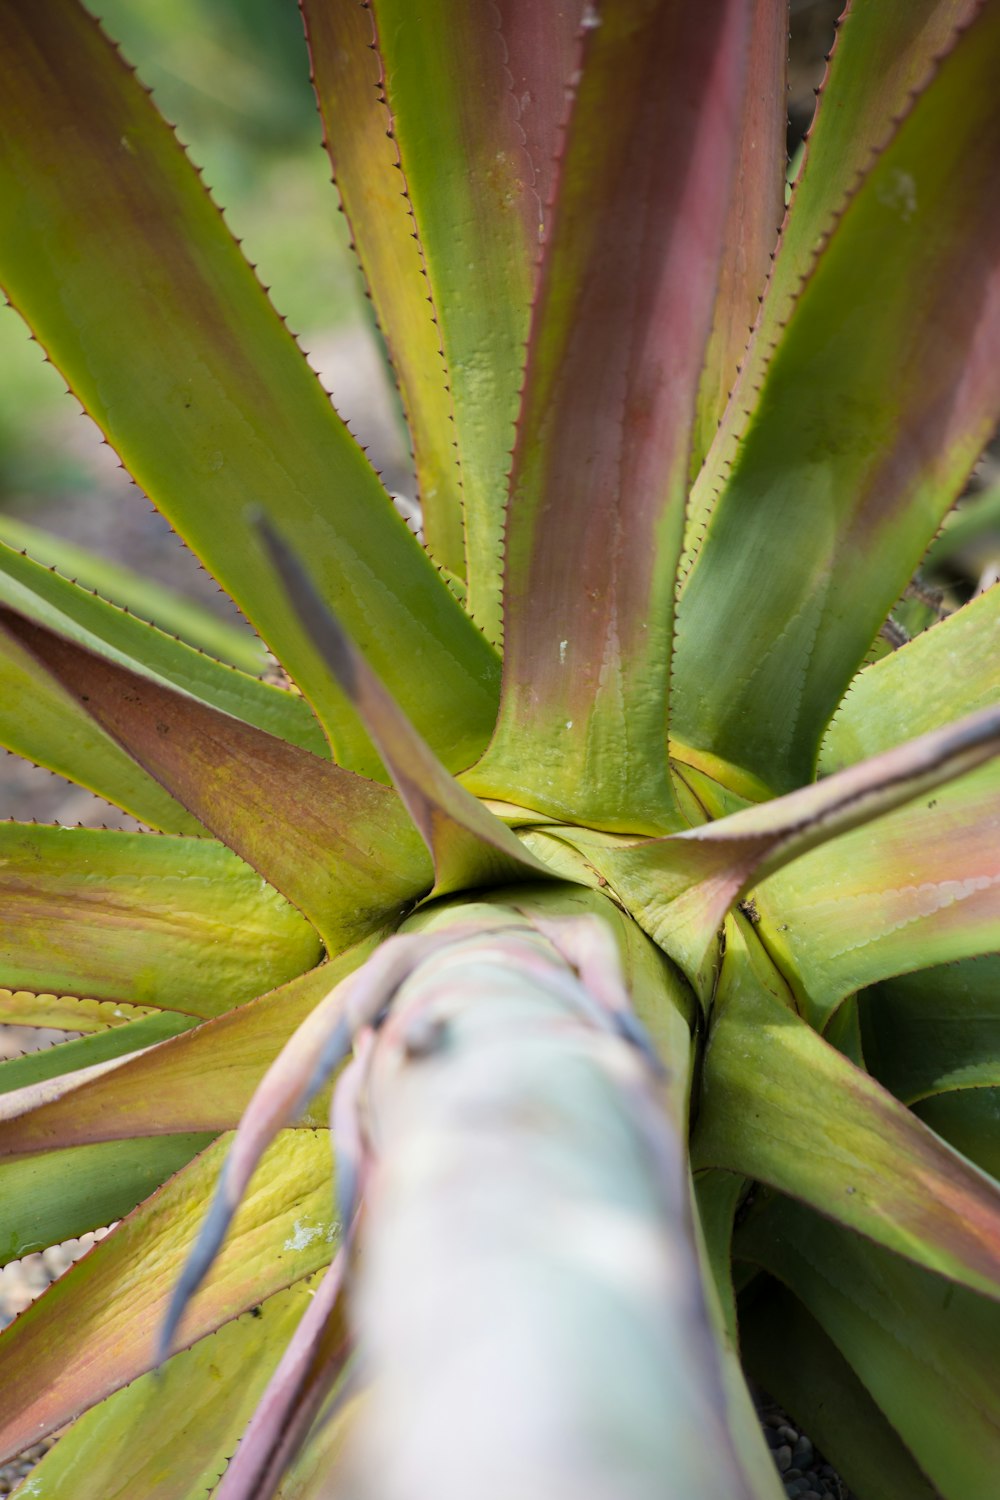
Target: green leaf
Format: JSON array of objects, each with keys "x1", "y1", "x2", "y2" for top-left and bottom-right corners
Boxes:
[
  {"x1": 0, "y1": 1011, "x2": 196, "y2": 1096},
  {"x1": 1, "y1": 608, "x2": 434, "y2": 950},
  {"x1": 302, "y1": 0, "x2": 465, "y2": 577},
  {"x1": 860, "y1": 957, "x2": 1000, "y2": 1104},
  {"x1": 0, "y1": 949, "x2": 376, "y2": 1158},
  {"x1": 366, "y1": 0, "x2": 580, "y2": 640},
  {"x1": 468, "y1": 0, "x2": 751, "y2": 833},
  {"x1": 0, "y1": 0, "x2": 499, "y2": 773},
  {"x1": 0, "y1": 1129, "x2": 337, "y2": 1461},
  {"x1": 689, "y1": 0, "x2": 981, "y2": 540},
  {"x1": 691, "y1": 1170, "x2": 786, "y2": 1500},
  {"x1": 210, "y1": 1255, "x2": 350, "y2": 1500},
  {"x1": 756, "y1": 760, "x2": 1000, "y2": 1027},
  {"x1": 692, "y1": 918, "x2": 1000, "y2": 1304},
  {"x1": 739, "y1": 1277, "x2": 940, "y2": 1500},
  {"x1": 924, "y1": 477, "x2": 1000, "y2": 571},
  {"x1": 0, "y1": 990, "x2": 155, "y2": 1033},
  {"x1": 18, "y1": 1279, "x2": 322, "y2": 1500},
  {"x1": 737, "y1": 1194, "x2": 1000, "y2": 1500},
  {"x1": 689, "y1": 0, "x2": 787, "y2": 474},
  {"x1": 0, "y1": 537, "x2": 327, "y2": 753},
  {"x1": 555, "y1": 703, "x2": 1000, "y2": 998},
  {"x1": 0, "y1": 823, "x2": 321, "y2": 1011},
  {"x1": 821, "y1": 583, "x2": 1000, "y2": 770},
  {"x1": 693, "y1": 1169, "x2": 746, "y2": 1351},
  {"x1": 672, "y1": 1, "x2": 1000, "y2": 792},
  {"x1": 0, "y1": 1135, "x2": 212, "y2": 1263},
  {"x1": 914, "y1": 1088, "x2": 1000, "y2": 1182},
  {"x1": 258, "y1": 521, "x2": 547, "y2": 895},
  {"x1": 0, "y1": 625, "x2": 205, "y2": 835},
  {"x1": 0, "y1": 512, "x2": 266, "y2": 672}
]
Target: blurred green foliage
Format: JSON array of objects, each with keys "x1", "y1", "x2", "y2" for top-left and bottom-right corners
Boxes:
[{"x1": 0, "y1": 0, "x2": 361, "y2": 507}]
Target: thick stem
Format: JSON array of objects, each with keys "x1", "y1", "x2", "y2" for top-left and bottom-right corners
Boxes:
[{"x1": 332, "y1": 897, "x2": 761, "y2": 1500}]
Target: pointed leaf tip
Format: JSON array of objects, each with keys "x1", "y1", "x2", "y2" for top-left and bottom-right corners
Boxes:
[{"x1": 255, "y1": 516, "x2": 549, "y2": 893}]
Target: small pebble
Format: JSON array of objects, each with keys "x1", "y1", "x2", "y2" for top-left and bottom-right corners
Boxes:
[
  {"x1": 793, "y1": 1435, "x2": 814, "y2": 1466},
  {"x1": 775, "y1": 1444, "x2": 793, "y2": 1473}
]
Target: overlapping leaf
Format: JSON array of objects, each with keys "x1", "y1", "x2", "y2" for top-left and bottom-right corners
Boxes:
[
  {"x1": 690, "y1": 0, "x2": 787, "y2": 473},
  {"x1": 821, "y1": 583, "x2": 1000, "y2": 769},
  {"x1": 0, "y1": 823, "x2": 321, "y2": 1010},
  {"x1": 0, "y1": 624, "x2": 204, "y2": 835},
  {"x1": 0, "y1": 990, "x2": 154, "y2": 1032},
  {"x1": 1, "y1": 607, "x2": 434, "y2": 948},
  {"x1": 258, "y1": 522, "x2": 547, "y2": 895},
  {"x1": 0, "y1": 948, "x2": 375, "y2": 1157},
  {"x1": 693, "y1": 919, "x2": 1000, "y2": 1303},
  {"x1": 1, "y1": 1136, "x2": 212, "y2": 1263},
  {"x1": 690, "y1": 0, "x2": 981, "y2": 523},
  {"x1": 0, "y1": 1011, "x2": 196, "y2": 1096},
  {"x1": 0, "y1": 540, "x2": 327, "y2": 751},
  {"x1": 469, "y1": 0, "x2": 750, "y2": 833},
  {"x1": 673, "y1": 0, "x2": 1000, "y2": 792},
  {"x1": 302, "y1": 0, "x2": 465, "y2": 576},
  {"x1": 17, "y1": 1279, "x2": 322, "y2": 1500},
  {"x1": 739, "y1": 1279, "x2": 940, "y2": 1500},
  {"x1": 860, "y1": 957, "x2": 1000, "y2": 1103},
  {"x1": 756, "y1": 759, "x2": 1000, "y2": 1026},
  {"x1": 215, "y1": 1254, "x2": 351, "y2": 1500},
  {"x1": 555, "y1": 703, "x2": 1000, "y2": 996},
  {"x1": 0, "y1": 1130, "x2": 338, "y2": 1460},
  {"x1": 737, "y1": 1194, "x2": 1000, "y2": 1498},
  {"x1": 363, "y1": 0, "x2": 582, "y2": 640},
  {"x1": 0, "y1": 0, "x2": 499, "y2": 774},
  {"x1": 0, "y1": 512, "x2": 265, "y2": 671}
]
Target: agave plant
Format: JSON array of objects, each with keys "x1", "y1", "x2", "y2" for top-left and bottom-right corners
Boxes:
[{"x1": 1, "y1": 0, "x2": 999, "y2": 1495}]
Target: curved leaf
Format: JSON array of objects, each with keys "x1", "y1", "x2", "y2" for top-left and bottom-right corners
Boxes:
[
  {"x1": 692, "y1": 919, "x2": 1000, "y2": 1304},
  {"x1": 673, "y1": 0, "x2": 1000, "y2": 791},
  {"x1": 860, "y1": 957, "x2": 1000, "y2": 1104},
  {"x1": 18, "y1": 1279, "x2": 322, "y2": 1500},
  {"x1": 915, "y1": 1088, "x2": 1000, "y2": 1181},
  {"x1": 689, "y1": 0, "x2": 981, "y2": 537},
  {"x1": 0, "y1": 512, "x2": 265, "y2": 672},
  {"x1": 368, "y1": 0, "x2": 580, "y2": 640},
  {"x1": 0, "y1": 822, "x2": 321, "y2": 1011},
  {"x1": 821, "y1": 583, "x2": 1000, "y2": 770},
  {"x1": 690, "y1": 0, "x2": 787, "y2": 473},
  {"x1": 258, "y1": 522, "x2": 547, "y2": 894},
  {"x1": 0, "y1": 1130, "x2": 338, "y2": 1461},
  {"x1": 302, "y1": 0, "x2": 465, "y2": 576},
  {"x1": 0, "y1": 948, "x2": 376, "y2": 1158},
  {"x1": 756, "y1": 759, "x2": 1000, "y2": 1026},
  {"x1": 1, "y1": 607, "x2": 434, "y2": 949},
  {"x1": 470, "y1": 0, "x2": 750, "y2": 833},
  {"x1": 739, "y1": 1277, "x2": 940, "y2": 1500},
  {"x1": 557, "y1": 703, "x2": 1000, "y2": 997},
  {"x1": 0, "y1": 1135, "x2": 212, "y2": 1264},
  {"x1": 0, "y1": 538, "x2": 327, "y2": 753},
  {"x1": 0, "y1": 0, "x2": 499, "y2": 773},
  {"x1": 737, "y1": 1194, "x2": 1000, "y2": 1499},
  {"x1": 0, "y1": 624, "x2": 204, "y2": 835}
]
